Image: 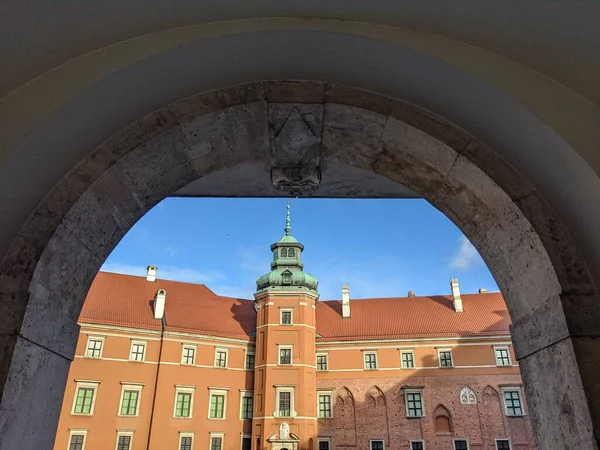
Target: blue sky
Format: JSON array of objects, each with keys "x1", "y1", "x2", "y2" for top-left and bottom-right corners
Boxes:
[{"x1": 101, "y1": 198, "x2": 498, "y2": 300}]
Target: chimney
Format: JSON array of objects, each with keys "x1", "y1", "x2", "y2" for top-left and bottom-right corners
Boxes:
[
  {"x1": 146, "y1": 265, "x2": 157, "y2": 282},
  {"x1": 479, "y1": 287, "x2": 487, "y2": 294},
  {"x1": 154, "y1": 289, "x2": 166, "y2": 319},
  {"x1": 408, "y1": 290, "x2": 416, "y2": 297},
  {"x1": 342, "y1": 284, "x2": 351, "y2": 318},
  {"x1": 450, "y1": 278, "x2": 463, "y2": 312}
]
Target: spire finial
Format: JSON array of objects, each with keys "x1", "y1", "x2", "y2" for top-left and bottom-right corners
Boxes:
[{"x1": 284, "y1": 198, "x2": 292, "y2": 236}]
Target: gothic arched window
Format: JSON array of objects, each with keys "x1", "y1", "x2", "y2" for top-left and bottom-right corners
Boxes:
[
  {"x1": 288, "y1": 248, "x2": 295, "y2": 257},
  {"x1": 280, "y1": 248, "x2": 288, "y2": 257}
]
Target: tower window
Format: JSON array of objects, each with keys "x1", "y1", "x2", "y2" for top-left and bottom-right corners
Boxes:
[
  {"x1": 282, "y1": 271, "x2": 292, "y2": 284},
  {"x1": 280, "y1": 309, "x2": 293, "y2": 325},
  {"x1": 288, "y1": 248, "x2": 295, "y2": 257},
  {"x1": 280, "y1": 248, "x2": 288, "y2": 257},
  {"x1": 279, "y1": 391, "x2": 291, "y2": 417},
  {"x1": 279, "y1": 347, "x2": 292, "y2": 365}
]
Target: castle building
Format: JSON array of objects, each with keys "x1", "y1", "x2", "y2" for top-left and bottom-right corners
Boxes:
[{"x1": 54, "y1": 206, "x2": 534, "y2": 450}]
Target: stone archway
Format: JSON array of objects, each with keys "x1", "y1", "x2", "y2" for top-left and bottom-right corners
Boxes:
[{"x1": 0, "y1": 81, "x2": 598, "y2": 449}]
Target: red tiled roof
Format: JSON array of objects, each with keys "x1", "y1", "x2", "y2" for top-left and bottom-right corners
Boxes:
[
  {"x1": 315, "y1": 294, "x2": 511, "y2": 341},
  {"x1": 80, "y1": 272, "x2": 510, "y2": 341},
  {"x1": 80, "y1": 272, "x2": 257, "y2": 339}
]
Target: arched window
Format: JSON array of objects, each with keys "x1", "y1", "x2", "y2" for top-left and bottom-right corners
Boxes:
[
  {"x1": 282, "y1": 271, "x2": 292, "y2": 285},
  {"x1": 280, "y1": 248, "x2": 288, "y2": 257},
  {"x1": 433, "y1": 404, "x2": 453, "y2": 434},
  {"x1": 460, "y1": 387, "x2": 477, "y2": 404},
  {"x1": 288, "y1": 248, "x2": 295, "y2": 257}
]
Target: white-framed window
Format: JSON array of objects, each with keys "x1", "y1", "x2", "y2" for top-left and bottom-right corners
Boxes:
[
  {"x1": 495, "y1": 439, "x2": 511, "y2": 450},
  {"x1": 280, "y1": 308, "x2": 293, "y2": 325},
  {"x1": 318, "y1": 391, "x2": 333, "y2": 418},
  {"x1": 318, "y1": 438, "x2": 331, "y2": 450},
  {"x1": 370, "y1": 440, "x2": 385, "y2": 450},
  {"x1": 405, "y1": 389, "x2": 424, "y2": 418},
  {"x1": 67, "y1": 430, "x2": 87, "y2": 450},
  {"x1": 241, "y1": 434, "x2": 252, "y2": 450},
  {"x1": 502, "y1": 387, "x2": 524, "y2": 416},
  {"x1": 454, "y1": 439, "x2": 469, "y2": 450},
  {"x1": 179, "y1": 432, "x2": 194, "y2": 450},
  {"x1": 208, "y1": 387, "x2": 228, "y2": 419},
  {"x1": 401, "y1": 350, "x2": 415, "y2": 369},
  {"x1": 279, "y1": 345, "x2": 293, "y2": 365},
  {"x1": 71, "y1": 381, "x2": 100, "y2": 415},
  {"x1": 410, "y1": 440, "x2": 425, "y2": 450},
  {"x1": 364, "y1": 351, "x2": 378, "y2": 370},
  {"x1": 245, "y1": 352, "x2": 255, "y2": 370},
  {"x1": 115, "y1": 431, "x2": 134, "y2": 450},
  {"x1": 173, "y1": 386, "x2": 195, "y2": 418},
  {"x1": 85, "y1": 336, "x2": 104, "y2": 358},
  {"x1": 316, "y1": 353, "x2": 328, "y2": 371},
  {"x1": 209, "y1": 432, "x2": 224, "y2": 450},
  {"x1": 214, "y1": 348, "x2": 228, "y2": 368},
  {"x1": 240, "y1": 390, "x2": 253, "y2": 420},
  {"x1": 129, "y1": 341, "x2": 147, "y2": 362},
  {"x1": 494, "y1": 346, "x2": 511, "y2": 366},
  {"x1": 438, "y1": 348, "x2": 453, "y2": 367},
  {"x1": 181, "y1": 345, "x2": 196, "y2": 365},
  {"x1": 275, "y1": 386, "x2": 295, "y2": 418},
  {"x1": 118, "y1": 383, "x2": 143, "y2": 416}
]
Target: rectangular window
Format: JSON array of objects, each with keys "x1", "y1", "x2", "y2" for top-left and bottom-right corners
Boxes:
[
  {"x1": 401, "y1": 351, "x2": 414, "y2": 368},
  {"x1": 496, "y1": 440, "x2": 511, "y2": 450},
  {"x1": 495, "y1": 348, "x2": 511, "y2": 366},
  {"x1": 454, "y1": 440, "x2": 469, "y2": 450},
  {"x1": 210, "y1": 394, "x2": 225, "y2": 418},
  {"x1": 242, "y1": 438, "x2": 252, "y2": 450},
  {"x1": 246, "y1": 353, "x2": 255, "y2": 370},
  {"x1": 129, "y1": 342, "x2": 146, "y2": 362},
  {"x1": 181, "y1": 346, "x2": 195, "y2": 365},
  {"x1": 281, "y1": 310, "x2": 293, "y2": 325},
  {"x1": 503, "y1": 390, "x2": 523, "y2": 416},
  {"x1": 439, "y1": 349, "x2": 453, "y2": 367},
  {"x1": 120, "y1": 390, "x2": 140, "y2": 416},
  {"x1": 69, "y1": 434, "x2": 86, "y2": 450},
  {"x1": 316, "y1": 354, "x2": 328, "y2": 371},
  {"x1": 116, "y1": 435, "x2": 131, "y2": 450},
  {"x1": 279, "y1": 348, "x2": 292, "y2": 365},
  {"x1": 370, "y1": 440, "x2": 384, "y2": 450},
  {"x1": 214, "y1": 349, "x2": 228, "y2": 368},
  {"x1": 318, "y1": 394, "x2": 332, "y2": 418},
  {"x1": 179, "y1": 436, "x2": 193, "y2": 450},
  {"x1": 406, "y1": 391, "x2": 424, "y2": 417},
  {"x1": 85, "y1": 338, "x2": 103, "y2": 358},
  {"x1": 241, "y1": 396, "x2": 253, "y2": 419},
  {"x1": 210, "y1": 437, "x2": 223, "y2": 450},
  {"x1": 318, "y1": 441, "x2": 330, "y2": 450},
  {"x1": 73, "y1": 387, "x2": 95, "y2": 415},
  {"x1": 279, "y1": 391, "x2": 291, "y2": 417},
  {"x1": 364, "y1": 352, "x2": 377, "y2": 370},
  {"x1": 411, "y1": 441, "x2": 424, "y2": 450},
  {"x1": 175, "y1": 392, "x2": 192, "y2": 418}
]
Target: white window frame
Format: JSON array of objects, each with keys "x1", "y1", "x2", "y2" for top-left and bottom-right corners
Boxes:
[
  {"x1": 208, "y1": 387, "x2": 229, "y2": 420},
  {"x1": 280, "y1": 308, "x2": 294, "y2": 325},
  {"x1": 239, "y1": 390, "x2": 254, "y2": 420},
  {"x1": 118, "y1": 383, "x2": 143, "y2": 417},
  {"x1": 404, "y1": 388, "x2": 425, "y2": 418},
  {"x1": 115, "y1": 431, "x2": 134, "y2": 450},
  {"x1": 494, "y1": 346, "x2": 512, "y2": 366},
  {"x1": 278, "y1": 344, "x2": 293, "y2": 366},
  {"x1": 173, "y1": 385, "x2": 196, "y2": 419},
  {"x1": 274, "y1": 385, "x2": 296, "y2": 418},
  {"x1": 71, "y1": 380, "x2": 100, "y2": 416},
  {"x1": 494, "y1": 439, "x2": 512, "y2": 450},
  {"x1": 400, "y1": 350, "x2": 415, "y2": 369},
  {"x1": 209, "y1": 432, "x2": 225, "y2": 450},
  {"x1": 363, "y1": 351, "x2": 378, "y2": 370},
  {"x1": 84, "y1": 336, "x2": 105, "y2": 359},
  {"x1": 369, "y1": 439, "x2": 385, "y2": 450},
  {"x1": 317, "y1": 390, "x2": 333, "y2": 418},
  {"x1": 245, "y1": 351, "x2": 255, "y2": 370},
  {"x1": 129, "y1": 340, "x2": 147, "y2": 362},
  {"x1": 214, "y1": 348, "x2": 229, "y2": 368},
  {"x1": 437, "y1": 348, "x2": 454, "y2": 368},
  {"x1": 317, "y1": 437, "x2": 331, "y2": 450},
  {"x1": 179, "y1": 432, "x2": 195, "y2": 450},
  {"x1": 453, "y1": 438, "x2": 470, "y2": 450},
  {"x1": 181, "y1": 345, "x2": 197, "y2": 366},
  {"x1": 67, "y1": 429, "x2": 88, "y2": 450},
  {"x1": 501, "y1": 387, "x2": 525, "y2": 416},
  {"x1": 316, "y1": 352, "x2": 329, "y2": 371},
  {"x1": 410, "y1": 440, "x2": 426, "y2": 450}
]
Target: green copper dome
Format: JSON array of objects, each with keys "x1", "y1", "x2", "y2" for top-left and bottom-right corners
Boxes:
[{"x1": 256, "y1": 202, "x2": 319, "y2": 293}]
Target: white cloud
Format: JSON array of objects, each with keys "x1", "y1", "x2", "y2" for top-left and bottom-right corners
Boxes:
[
  {"x1": 449, "y1": 236, "x2": 481, "y2": 270},
  {"x1": 100, "y1": 262, "x2": 226, "y2": 284}
]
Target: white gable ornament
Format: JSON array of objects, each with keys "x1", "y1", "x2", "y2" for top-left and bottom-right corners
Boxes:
[{"x1": 460, "y1": 386, "x2": 477, "y2": 404}]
